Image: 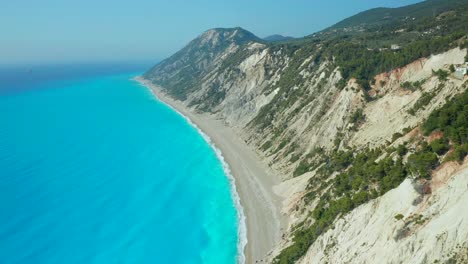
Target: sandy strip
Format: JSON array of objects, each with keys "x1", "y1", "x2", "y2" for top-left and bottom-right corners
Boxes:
[{"x1": 135, "y1": 77, "x2": 286, "y2": 263}]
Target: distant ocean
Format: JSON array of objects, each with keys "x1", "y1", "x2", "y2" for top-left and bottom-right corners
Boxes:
[{"x1": 0, "y1": 63, "x2": 240, "y2": 263}]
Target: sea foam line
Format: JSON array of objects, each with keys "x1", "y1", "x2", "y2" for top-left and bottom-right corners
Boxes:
[{"x1": 136, "y1": 78, "x2": 248, "y2": 264}]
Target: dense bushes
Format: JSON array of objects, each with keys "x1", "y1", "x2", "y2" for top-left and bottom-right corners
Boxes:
[
  {"x1": 422, "y1": 90, "x2": 468, "y2": 146},
  {"x1": 433, "y1": 69, "x2": 449, "y2": 81},
  {"x1": 407, "y1": 149, "x2": 439, "y2": 179},
  {"x1": 401, "y1": 79, "x2": 426, "y2": 91},
  {"x1": 275, "y1": 147, "x2": 408, "y2": 263},
  {"x1": 330, "y1": 32, "x2": 464, "y2": 89},
  {"x1": 430, "y1": 138, "x2": 450, "y2": 155},
  {"x1": 293, "y1": 160, "x2": 311, "y2": 177},
  {"x1": 276, "y1": 91, "x2": 468, "y2": 263},
  {"x1": 422, "y1": 90, "x2": 468, "y2": 163},
  {"x1": 446, "y1": 144, "x2": 468, "y2": 162},
  {"x1": 271, "y1": 4, "x2": 468, "y2": 263}
]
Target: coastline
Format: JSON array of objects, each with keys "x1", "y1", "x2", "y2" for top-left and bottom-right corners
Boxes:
[{"x1": 135, "y1": 77, "x2": 285, "y2": 263}]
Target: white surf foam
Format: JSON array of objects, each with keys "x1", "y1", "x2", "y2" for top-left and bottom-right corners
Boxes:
[{"x1": 137, "y1": 78, "x2": 248, "y2": 264}]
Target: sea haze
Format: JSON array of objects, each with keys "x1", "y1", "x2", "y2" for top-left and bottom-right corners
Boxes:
[
  {"x1": 0, "y1": 62, "x2": 154, "y2": 94},
  {"x1": 0, "y1": 65, "x2": 238, "y2": 263}
]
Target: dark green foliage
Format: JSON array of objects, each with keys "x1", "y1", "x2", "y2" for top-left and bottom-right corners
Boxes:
[
  {"x1": 430, "y1": 137, "x2": 450, "y2": 155},
  {"x1": 449, "y1": 64, "x2": 456, "y2": 73},
  {"x1": 276, "y1": 138, "x2": 290, "y2": 151},
  {"x1": 401, "y1": 81, "x2": 414, "y2": 90},
  {"x1": 276, "y1": 148, "x2": 408, "y2": 263},
  {"x1": 392, "y1": 132, "x2": 403, "y2": 142},
  {"x1": 326, "y1": 0, "x2": 468, "y2": 31},
  {"x1": 293, "y1": 148, "x2": 327, "y2": 177},
  {"x1": 293, "y1": 160, "x2": 311, "y2": 177},
  {"x1": 318, "y1": 150, "x2": 353, "y2": 176},
  {"x1": 445, "y1": 143, "x2": 468, "y2": 162},
  {"x1": 433, "y1": 69, "x2": 449, "y2": 81},
  {"x1": 408, "y1": 91, "x2": 436, "y2": 115},
  {"x1": 330, "y1": 32, "x2": 464, "y2": 88},
  {"x1": 276, "y1": 89, "x2": 468, "y2": 262},
  {"x1": 401, "y1": 79, "x2": 426, "y2": 91},
  {"x1": 422, "y1": 90, "x2": 468, "y2": 146},
  {"x1": 402, "y1": 126, "x2": 413, "y2": 134},
  {"x1": 397, "y1": 144, "x2": 408, "y2": 156},
  {"x1": 290, "y1": 154, "x2": 300, "y2": 163},
  {"x1": 293, "y1": 161, "x2": 311, "y2": 177},
  {"x1": 252, "y1": 3, "x2": 467, "y2": 131},
  {"x1": 394, "y1": 214, "x2": 404, "y2": 220},
  {"x1": 273, "y1": 3, "x2": 468, "y2": 262},
  {"x1": 350, "y1": 108, "x2": 365, "y2": 125},
  {"x1": 336, "y1": 78, "x2": 347, "y2": 90},
  {"x1": 407, "y1": 146, "x2": 439, "y2": 179}
]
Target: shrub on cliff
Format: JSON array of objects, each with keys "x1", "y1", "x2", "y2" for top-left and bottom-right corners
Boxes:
[{"x1": 407, "y1": 150, "x2": 439, "y2": 179}]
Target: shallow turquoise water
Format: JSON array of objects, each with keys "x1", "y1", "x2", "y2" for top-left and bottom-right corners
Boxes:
[{"x1": 0, "y1": 71, "x2": 238, "y2": 263}]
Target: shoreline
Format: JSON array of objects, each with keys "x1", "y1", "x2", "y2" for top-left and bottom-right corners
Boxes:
[{"x1": 135, "y1": 77, "x2": 285, "y2": 263}]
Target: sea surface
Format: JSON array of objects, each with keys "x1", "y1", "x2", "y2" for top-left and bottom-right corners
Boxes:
[{"x1": 0, "y1": 64, "x2": 239, "y2": 263}]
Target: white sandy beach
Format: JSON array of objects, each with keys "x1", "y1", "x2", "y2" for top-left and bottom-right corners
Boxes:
[{"x1": 135, "y1": 77, "x2": 286, "y2": 263}]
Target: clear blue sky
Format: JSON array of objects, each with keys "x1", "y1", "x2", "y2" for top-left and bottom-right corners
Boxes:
[{"x1": 2, "y1": 0, "x2": 422, "y2": 65}]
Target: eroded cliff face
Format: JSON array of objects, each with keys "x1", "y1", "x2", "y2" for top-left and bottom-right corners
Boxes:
[
  {"x1": 144, "y1": 28, "x2": 468, "y2": 263},
  {"x1": 265, "y1": 47, "x2": 468, "y2": 263},
  {"x1": 298, "y1": 160, "x2": 468, "y2": 264}
]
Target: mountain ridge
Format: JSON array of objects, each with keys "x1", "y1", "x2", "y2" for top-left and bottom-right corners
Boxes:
[
  {"x1": 264, "y1": 34, "x2": 295, "y2": 42},
  {"x1": 143, "y1": 1, "x2": 468, "y2": 263},
  {"x1": 144, "y1": 27, "x2": 262, "y2": 100},
  {"x1": 325, "y1": 0, "x2": 468, "y2": 31}
]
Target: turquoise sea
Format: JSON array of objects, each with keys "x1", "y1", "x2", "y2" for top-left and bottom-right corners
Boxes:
[{"x1": 0, "y1": 64, "x2": 240, "y2": 263}]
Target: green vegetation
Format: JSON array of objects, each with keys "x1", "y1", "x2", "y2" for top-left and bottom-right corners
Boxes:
[
  {"x1": 336, "y1": 79, "x2": 347, "y2": 90},
  {"x1": 449, "y1": 64, "x2": 456, "y2": 73},
  {"x1": 144, "y1": 3, "x2": 468, "y2": 261},
  {"x1": 407, "y1": 144, "x2": 439, "y2": 179},
  {"x1": 397, "y1": 144, "x2": 408, "y2": 156},
  {"x1": 423, "y1": 90, "x2": 468, "y2": 163},
  {"x1": 275, "y1": 146, "x2": 408, "y2": 263},
  {"x1": 275, "y1": 90, "x2": 468, "y2": 263},
  {"x1": 433, "y1": 69, "x2": 449, "y2": 82},
  {"x1": 422, "y1": 90, "x2": 468, "y2": 146},
  {"x1": 408, "y1": 91, "x2": 437, "y2": 115},
  {"x1": 401, "y1": 79, "x2": 426, "y2": 91},
  {"x1": 430, "y1": 138, "x2": 450, "y2": 155},
  {"x1": 394, "y1": 214, "x2": 404, "y2": 220},
  {"x1": 446, "y1": 144, "x2": 468, "y2": 162},
  {"x1": 248, "y1": 0, "x2": 468, "y2": 130},
  {"x1": 327, "y1": 0, "x2": 468, "y2": 31},
  {"x1": 325, "y1": 32, "x2": 464, "y2": 91},
  {"x1": 392, "y1": 132, "x2": 403, "y2": 142},
  {"x1": 350, "y1": 109, "x2": 365, "y2": 126},
  {"x1": 293, "y1": 160, "x2": 311, "y2": 177}
]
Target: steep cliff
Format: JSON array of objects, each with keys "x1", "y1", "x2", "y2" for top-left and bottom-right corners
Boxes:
[{"x1": 143, "y1": 1, "x2": 468, "y2": 263}]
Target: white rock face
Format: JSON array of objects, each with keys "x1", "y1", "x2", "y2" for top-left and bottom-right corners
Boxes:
[
  {"x1": 350, "y1": 48, "x2": 467, "y2": 149},
  {"x1": 299, "y1": 161, "x2": 468, "y2": 264},
  {"x1": 264, "y1": 48, "x2": 468, "y2": 262},
  {"x1": 146, "y1": 33, "x2": 468, "y2": 262}
]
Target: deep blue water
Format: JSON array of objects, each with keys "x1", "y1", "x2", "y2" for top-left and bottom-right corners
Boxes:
[{"x1": 0, "y1": 65, "x2": 239, "y2": 263}]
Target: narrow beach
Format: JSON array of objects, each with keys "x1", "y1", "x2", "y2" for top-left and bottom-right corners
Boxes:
[{"x1": 135, "y1": 77, "x2": 286, "y2": 263}]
